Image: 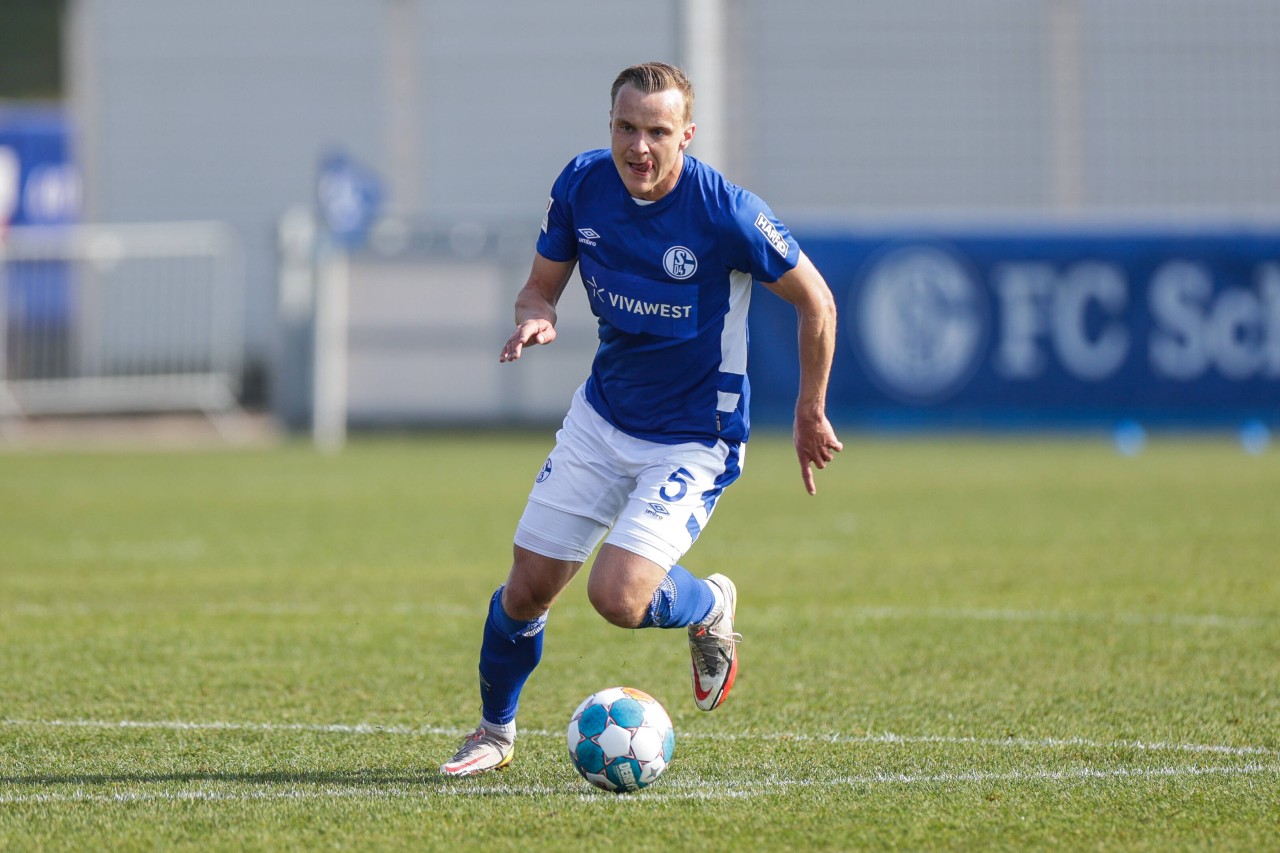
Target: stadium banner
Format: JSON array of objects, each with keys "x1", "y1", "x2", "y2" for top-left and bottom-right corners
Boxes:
[
  {"x1": 748, "y1": 225, "x2": 1280, "y2": 429},
  {"x1": 1, "y1": 107, "x2": 80, "y2": 381}
]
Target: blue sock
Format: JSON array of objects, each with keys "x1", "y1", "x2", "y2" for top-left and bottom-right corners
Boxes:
[
  {"x1": 477, "y1": 587, "x2": 546, "y2": 726},
  {"x1": 640, "y1": 564, "x2": 716, "y2": 628}
]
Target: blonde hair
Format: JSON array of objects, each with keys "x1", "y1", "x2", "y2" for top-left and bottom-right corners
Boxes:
[{"x1": 610, "y1": 62, "x2": 695, "y2": 126}]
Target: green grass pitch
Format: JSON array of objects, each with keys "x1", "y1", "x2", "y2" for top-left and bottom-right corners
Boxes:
[{"x1": 2, "y1": 432, "x2": 1277, "y2": 850}]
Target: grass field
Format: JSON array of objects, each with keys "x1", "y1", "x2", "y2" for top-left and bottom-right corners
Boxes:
[{"x1": 1, "y1": 432, "x2": 1277, "y2": 850}]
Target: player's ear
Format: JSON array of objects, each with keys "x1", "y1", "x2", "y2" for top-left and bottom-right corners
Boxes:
[{"x1": 679, "y1": 122, "x2": 696, "y2": 151}]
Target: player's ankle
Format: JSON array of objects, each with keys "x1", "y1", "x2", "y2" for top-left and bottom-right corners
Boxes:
[{"x1": 481, "y1": 717, "x2": 517, "y2": 740}]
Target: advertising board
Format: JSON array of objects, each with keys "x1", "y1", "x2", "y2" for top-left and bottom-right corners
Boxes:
[{"x1": 749, "y1": 225, "x2": 1280, "y2": 429}]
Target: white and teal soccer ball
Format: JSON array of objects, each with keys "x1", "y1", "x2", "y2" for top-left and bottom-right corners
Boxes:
[{"x1": 566, "y1": 686, "x2": 675, "y2": 793}]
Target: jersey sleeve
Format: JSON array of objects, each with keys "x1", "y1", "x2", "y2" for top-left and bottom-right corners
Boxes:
[
  {"x1": 724, "y1": 188, "x2": 800, "y2": 283},
  {"x1": 535, "y1": 157, "x2": 581, "y2": 263}
]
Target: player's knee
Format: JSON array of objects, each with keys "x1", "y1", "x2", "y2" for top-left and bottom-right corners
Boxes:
[
  {"x1": 501, "y1": 583, "x2": 553, "y2": 621},
  {"x1": 589, "y1": 589, "x2": 646, "y2": 628},
  {"x1": 504, "y1": 548, "x2": 574, "y2": 620},
  {"x1": 586, "y1": 574, "x2": 648, "y2": 628}
]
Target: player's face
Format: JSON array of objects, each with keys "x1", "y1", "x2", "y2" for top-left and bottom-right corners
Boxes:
[{"x1": 609, "y1": 84, "x2": 695, "y2": 201}]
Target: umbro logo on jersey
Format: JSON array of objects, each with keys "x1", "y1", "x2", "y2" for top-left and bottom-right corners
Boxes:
[
  {"x1": 754, "y1": 212, "x2": 790, "y2": 258},
  {"x1": 542, "y1": 197, "x2": 553, "y2": 234},
  {"x1": 577, "y1": 228, "x2": 600, "y2": 246}
]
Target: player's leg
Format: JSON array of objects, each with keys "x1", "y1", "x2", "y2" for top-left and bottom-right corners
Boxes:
[
  {"x1": 586, "y1": 544, "x2": 715, "y2": 629},
  {"x1": 478, "y1": 544, "x2": 581, "y2": 728},
  {"x1": 594, "y1": 439, "x2": 745, "y2": 711},
  {"x1": 439, "y1": 544, "x2": 579, "y2": 778},
  {"x1": 587, "y1": 543, "x2": 737, "y2": 712},
  {"x1": 440, "y1": 528, "x2": 601, "y2": 778},
  {"x1": 442, "y1": 394, "x2": 622, "y2": 776}
]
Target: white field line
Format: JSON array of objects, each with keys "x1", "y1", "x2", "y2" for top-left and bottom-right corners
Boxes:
[
  {"x1": 7, "y1": 601, "x2": 478, "y2": 618},
  {"x1": 834, "y1": 605, "x2": 1274, "y2": 630},
  {"x1": 6, "y1": 601, "x2": 1272, "y2": 629},
  {"x1": 3, "y1": 718, "x2": 1275, "y2": 759},
  {"x1": 0, "y1": 763, "x2": 1276, "y2": 806}
]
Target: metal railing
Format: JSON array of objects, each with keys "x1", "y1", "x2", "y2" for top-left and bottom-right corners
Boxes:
[{"x1": 0, "y1": 222, "x2": 243, "y2": 418}]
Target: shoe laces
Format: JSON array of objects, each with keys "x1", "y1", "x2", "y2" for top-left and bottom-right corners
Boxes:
[
  {"x1": 690, "y1": 620, "x2": 742, "y2": 674},
  {"x1": 692, "y1": 622, "x2": 742, "y2": 644},
  {"x1": 692, "y1": 602, "x2": 741, "y2": 643},
  {"x1": 456, "y1": 726, "x2": 508, "y2": 753}
]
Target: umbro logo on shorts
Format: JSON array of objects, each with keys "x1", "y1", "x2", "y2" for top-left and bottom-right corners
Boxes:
[{"x1": 644, "y1": 502, "x2": 670, "y2": 520}]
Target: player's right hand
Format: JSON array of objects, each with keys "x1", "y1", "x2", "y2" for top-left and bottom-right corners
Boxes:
[{"x1": 500, "y1": 319, "x2": 557, "y2": 362}]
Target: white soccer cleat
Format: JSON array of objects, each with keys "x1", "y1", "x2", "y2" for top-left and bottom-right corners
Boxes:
[
  {"x1": 439, "y1": 725, "x2": 515, "y2": 777},
  {"x1": 688, "y1": 573, "x2": 740, "y2": 711}
]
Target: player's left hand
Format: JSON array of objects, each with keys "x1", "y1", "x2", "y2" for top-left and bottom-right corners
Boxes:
[{"x1": 794, "y1": 412, "x2": 842, "y2": 495}]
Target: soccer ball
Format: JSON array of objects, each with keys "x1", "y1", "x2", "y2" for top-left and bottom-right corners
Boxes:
[{"x1": 566, "y1": 686, "x2": 675, "y2": 792}]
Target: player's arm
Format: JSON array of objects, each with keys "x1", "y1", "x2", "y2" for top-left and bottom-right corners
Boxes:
[
  {"x1": 761, "y1": 251, "x2": 843, "y2": 495},
  {"x1": 499, "y1": 252, "x2": 578, "y2": 363}
]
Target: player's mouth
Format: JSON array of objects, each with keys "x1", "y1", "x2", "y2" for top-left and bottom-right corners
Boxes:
[{"x1": 629, "y1": 160, "x2": 654, "y2": 179}]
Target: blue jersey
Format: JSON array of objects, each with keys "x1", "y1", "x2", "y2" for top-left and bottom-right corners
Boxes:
[{"x1": 537, "y1": 149, "x2": 799, "y2": 446}]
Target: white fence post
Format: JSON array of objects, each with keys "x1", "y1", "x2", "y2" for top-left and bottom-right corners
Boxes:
[{"x1": 311, "y1": 243, "x2": 349, "y2": 453}]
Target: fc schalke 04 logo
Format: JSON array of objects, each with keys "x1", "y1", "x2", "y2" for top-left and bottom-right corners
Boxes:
[
  {"x1": 851, "y1": 246, "x2": 988, "y2": 405},
  {"x1": 663, "y1": 246, "x2": 697, "y2": 280}
]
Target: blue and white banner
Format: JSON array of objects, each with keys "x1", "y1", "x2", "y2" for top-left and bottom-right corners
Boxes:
[
  {"x1": 0, "y1": 106, "x2": 80, "y2": 229},
  {"x1": 1, "y1": 107, "x2": 79, "y2": 336},
  {"x1": 748, "y1": 225, "x2": 1280, "y2": 428}
]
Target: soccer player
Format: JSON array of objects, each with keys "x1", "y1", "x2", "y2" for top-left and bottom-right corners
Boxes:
[{"x1": 441, "y1": 61, "x2": 841, "y2": 776}]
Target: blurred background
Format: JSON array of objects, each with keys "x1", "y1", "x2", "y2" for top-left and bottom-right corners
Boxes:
[{"x1": 1, "y1": 0, "x2": 1277, "y2": 448}]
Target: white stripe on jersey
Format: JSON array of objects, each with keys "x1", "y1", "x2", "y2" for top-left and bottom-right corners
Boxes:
[
  {"x1": 717, "y1": 269, "x2": 754, "y2": 412},
  {"x1": 717, "y1": 391, "x2": 741, "y2": 412}
]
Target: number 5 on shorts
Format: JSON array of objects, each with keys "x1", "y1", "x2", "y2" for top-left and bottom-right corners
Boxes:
[{"x1": 659, "y1": 467, "x2": 694, "y2": 502}]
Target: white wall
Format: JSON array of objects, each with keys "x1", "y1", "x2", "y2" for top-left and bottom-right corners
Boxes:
[{"x1": 67, "y1": 0, "x2": 1280, "y2": 421}]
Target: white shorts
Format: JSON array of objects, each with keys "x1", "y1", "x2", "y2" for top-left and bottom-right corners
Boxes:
[{"x1": 514, "y1": 385, "x2": 745, "y2": 568}]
